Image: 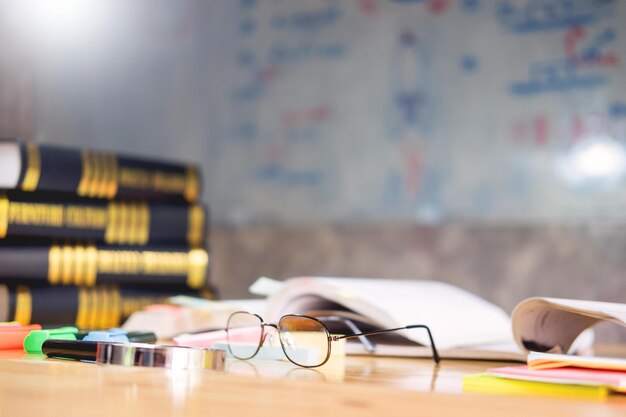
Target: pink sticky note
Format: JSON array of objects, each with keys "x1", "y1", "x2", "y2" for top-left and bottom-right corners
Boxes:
[{"x1": 488, "y1": 365, "x2": 626, "y2": 392}]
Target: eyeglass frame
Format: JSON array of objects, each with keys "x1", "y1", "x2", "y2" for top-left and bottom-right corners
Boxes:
[{"x1": 225, "y1": 311, "x2": 441, "y2": 368}]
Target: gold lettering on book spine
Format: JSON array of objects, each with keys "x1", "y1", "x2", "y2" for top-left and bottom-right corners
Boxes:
[
  {"x1": 187, "y1": 249, "x2": 209, "y2": 289},
  {"x1": 184, "y1": 166, "x2": 200, "y2": 202},
  {"x1": 78, "y1": 152, "x2": 119, "y2": 198},
  {"x1": 106, "y1": 202, "x2": 123, "y2": 244},
  {"x1": 137, "y1": 202, "x2": 150, "y2": 245},
  {"x1": 100, "y1": 154, "x2": 118, "y2": 198},
  {"x1": 95, "y1": 153, "x2": 115, "y2": 198},
  {"x1": 64, "y1": 206, "x2": 107, "y2": 230},
  {"x1": 98, "y1": 286, "x2": 110, "y2": 329},
  {"x1": 73, "y1": 245, "x2": 85, "y2": 286},
  {"x1": 61, "y1": 245, "x2": 74, "y2": 285},
  {"x1": 187, "y1": 205, "x2": 205, "y2": 247},
  {"x1": 6, "y1": 200, "x2": 107, "y2": 230},
  {"x1": 153, "y1": 171, "x2": 186, "y2": 194},
  {"x1": 21, "y1": 144, "x2": 41, "y2": 192},
  {"x1": 98, "y1": 250, "x2": 191, "y2": 276},
  {"x1": 91, "y1": 152, "x2": 103, "y2": 198},
  {"x1": 94, "y1": 153, "x2": 106, "y2": 197},
  {"x1": 98, "y1": 250, "x2": 139, "y2": 274},
  {"x1": 104, "y1": 202, "x2": 149, "y2": 245},
  {"x1": 77, "y1": 151, "x2": 92, "y2": 197},
  {"x1": 48, "y1": 245, "x2": 62, "y2": 284},
  {"x1": 77, "y1": 152, "x2": 88, "y2": 195},
  {"x1": 77, "y1": 286, "x2": 125, "y2": 329},
  {"x1": 133, "y1": 202, "x2": 150, "y2": 245},
  {"x1": 119, "y1": 167, "x2": 188, "y2": 196},
  {"x1": 116, "y1": 203, "x2": 130, "y2": 244},
  {"x1": 76, "y1": 288, "x2": 89, "y2": 328},
  {"x1": 84, "y1": 245, "x2": 98, "y2": 286},
  {"x1": 47, "y1": 244, "x2": 99, "y2": 286},
  {"x1": 119, "y1": 167, "x2": 150, "y2": 189},
  {"x1": 14, "y1": 286, "x2": 32, "y2": 325},
  {"x1": 126, "y1": 202, "x2": 138, "y2": 244},
  {"x1": 8, "y1": 202, "x2": 64, "y2": 227},
  {"x1": 107, "y1": 287, "x2": 122, "y2": 328},
  {"x1": 142, "y1": 251, "x2": 189, "y2": 275},
  {"x1": 104, "y1": 202, "x2": 119, "y2": 243},
  {"x1": 107, "y1": 155, "x2": 120, "y2": 198},
  {"x1": 88, "y1": 286, "x2": 101, "y2": 329},
  {"x1": 46, "y1": 244, "x2": 206, "y2": 287},
  {"x1": 0, "y1": 193, "x2": 8, "y2": 238}
]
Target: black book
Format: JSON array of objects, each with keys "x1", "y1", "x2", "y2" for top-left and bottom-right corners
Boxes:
[
  {"x1": 0, "y1": 139, "x2": 201, "y2": 202},
  {"x1": 0, "y1": 243, "x2": 210, "y2": 290},
  {"x1": 0, "y1": 191, "x2": 206, "y2": 247},
  {"x1": 0, "y1": 284, "x2": 213, "y2": 329}
]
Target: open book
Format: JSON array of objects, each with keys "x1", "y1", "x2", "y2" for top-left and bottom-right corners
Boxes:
[{"x1": 262, "y1": 277, "x2": 610, "y2": 361}]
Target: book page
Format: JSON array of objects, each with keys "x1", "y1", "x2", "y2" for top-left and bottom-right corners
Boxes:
[
  {"x1": 511, "y1": 298, "x2": 626, "y2": 354},
  {"x1": 0, "y1": 141, "x2": 20, "y2": 188},
  {"x1": 266, "y1": 277, "x2": 513, "y2": 350}
]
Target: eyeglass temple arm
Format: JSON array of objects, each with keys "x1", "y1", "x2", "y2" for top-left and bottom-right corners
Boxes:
[
  {"x1": 333, "y1": 325, "x2": 441, "y2": 363},
  {"x1": 315, "y1": 316, "x2": 376, "y2": 353}
]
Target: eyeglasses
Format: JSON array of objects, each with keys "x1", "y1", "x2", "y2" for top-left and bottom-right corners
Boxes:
[{"x1": 225, "y1": 311, "x2": 440, "y2": 368}]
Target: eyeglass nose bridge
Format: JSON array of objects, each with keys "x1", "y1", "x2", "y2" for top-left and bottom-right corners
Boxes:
[{"x1": 260, "y1": 323, "x2": 279, "y2": 345}]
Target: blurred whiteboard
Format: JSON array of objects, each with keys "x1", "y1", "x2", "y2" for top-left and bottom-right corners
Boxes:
[{"x1": 208, "y1": 0, "x2": 626, "y2": 224}]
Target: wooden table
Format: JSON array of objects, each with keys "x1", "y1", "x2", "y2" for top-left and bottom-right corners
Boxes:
[{"x1": 0, "y1": 348, "x2": 625, "y2": 417}]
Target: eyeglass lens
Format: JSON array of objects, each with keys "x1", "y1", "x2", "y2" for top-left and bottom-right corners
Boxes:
[
  {"x1": 226, "y1": 311, "x2": 264, "y2": 360},
  {"x1": 278, "y1": 315, "x2": 330, "y2": 368}
]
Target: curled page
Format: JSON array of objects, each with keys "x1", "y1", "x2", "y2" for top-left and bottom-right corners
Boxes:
[{"x1": 510, "y1": 298, "x2": 626, "y2": 354}]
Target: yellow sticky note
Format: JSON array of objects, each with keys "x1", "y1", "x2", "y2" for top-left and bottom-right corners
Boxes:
[{"x1": 462, "y1": 373, "x2": 608, "y2": 401}]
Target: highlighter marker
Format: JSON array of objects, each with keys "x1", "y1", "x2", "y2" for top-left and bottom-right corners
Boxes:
[
  {"x1": 0, "y1": 324, "x2": 42, "y2": 350},
  {"x1": 42, "y1": 339, "x2": 99, "y2": 361},
  {"x1": 42, "y1": 339, "x2": 226, "y2": 370},
  {"x1": 23, "y1": 326, "x2": 79, "y2": 353}
]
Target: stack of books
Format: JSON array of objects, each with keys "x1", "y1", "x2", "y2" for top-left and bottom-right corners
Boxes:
[{"x1": 0, "y1": 139, "x2": 212, "y2": 329}]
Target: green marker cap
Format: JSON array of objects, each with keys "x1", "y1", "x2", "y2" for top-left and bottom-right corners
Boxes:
[{"x1": 24, "y1": 327, "x2": 79, "y2": 353}]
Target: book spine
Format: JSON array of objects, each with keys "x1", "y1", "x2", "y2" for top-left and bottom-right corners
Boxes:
[
  {"x1": 0, "y1": 191, "x2": 206, "y2": 247},
  {"x1": 16, "y1": 141, "x2": 201, "y2": 202},
  {"x1": 0, "y1": 284, "x2": 213, "y2": 329},
  {"x1": 0, "y1": 244, "x2": 210, "y2": 289}
]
